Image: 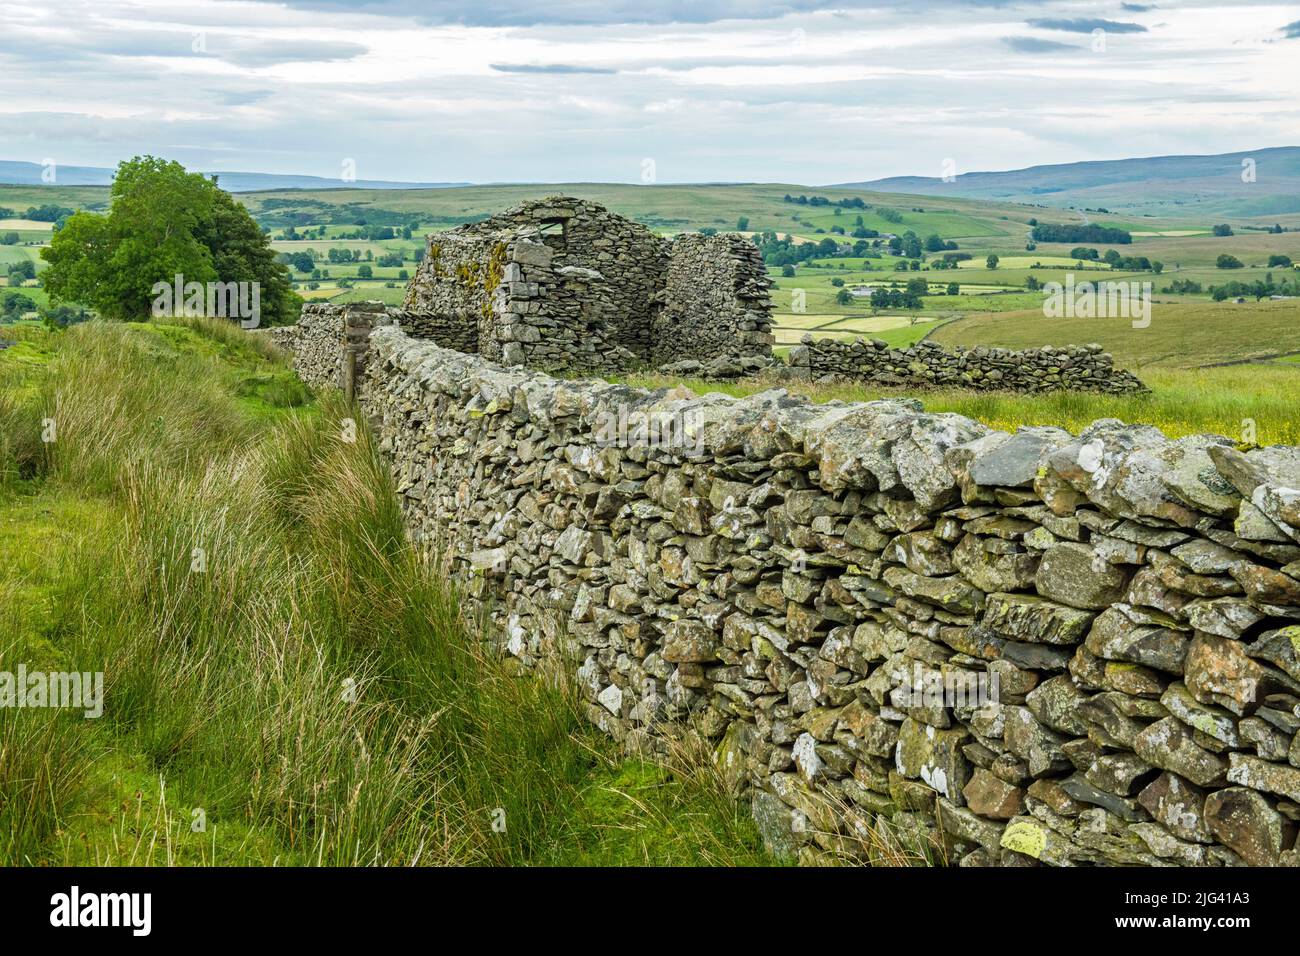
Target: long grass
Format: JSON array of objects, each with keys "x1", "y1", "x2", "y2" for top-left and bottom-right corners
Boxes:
[{"x1": 0, "y1": 318, "x2": 770, "y2": 866}]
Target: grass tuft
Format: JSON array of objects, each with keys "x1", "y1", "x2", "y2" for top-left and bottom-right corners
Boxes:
[{"x1": 0, "y1": 318, "x2": 772, "y2": 866}]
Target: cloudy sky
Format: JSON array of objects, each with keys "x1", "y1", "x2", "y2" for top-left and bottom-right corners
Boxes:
[{"x1": 2, "y1": 0, "x2": 1298, "y2": 185}]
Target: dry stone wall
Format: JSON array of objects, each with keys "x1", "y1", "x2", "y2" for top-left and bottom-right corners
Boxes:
[
  {"x1": 279, "y1": 303, "x2": 349, "y2": 389},
  {"x1": 490, "y1": 232, "x2": 641, "y2": 373},
  {"x1": 790, "y1": 336, "x2": 1148, "y2": 394},
  {"x1": 655, "y1": 234, "x2": 774, "y2": 366},
  {"x1": 272, "y1": 301, "x2": 483, "y2": 389},
  {"x1": 489, "y1": 198, "x2": 667, "y2": 361},
  {"x1": 265, "y1": 324, "x2": 300, "y2": 354},
  {"x1": 402, "y1": 231, "x2": 502, "y2": 356},
  {"x1": 357, "y1": 325, "x2": 1300, "y2": 868},
  {"x1": 391, "y1": 308, "x2": 479, "y2": 355}
]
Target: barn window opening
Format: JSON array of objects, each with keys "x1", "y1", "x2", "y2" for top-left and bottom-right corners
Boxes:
[{"x1": 537, "y1": 219, "x2": 567, "y2": 247}]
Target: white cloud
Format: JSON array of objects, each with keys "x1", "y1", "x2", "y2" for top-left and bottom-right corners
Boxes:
[{"x1": 0, "y1": 0, "x2": 1296, "y2": 183}]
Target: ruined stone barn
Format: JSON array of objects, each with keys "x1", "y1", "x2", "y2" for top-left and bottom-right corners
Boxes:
[
  {"x1": 271, "y1": 197, "x2": 1147, "y2": 397},
  {"x1": 400, "y1": 197, "x2": 775, "y2": 374}
]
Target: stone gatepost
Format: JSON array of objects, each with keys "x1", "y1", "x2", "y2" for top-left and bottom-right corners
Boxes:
[{"x1": 340, "y1": 300, "x2": 393, "y2": 399}]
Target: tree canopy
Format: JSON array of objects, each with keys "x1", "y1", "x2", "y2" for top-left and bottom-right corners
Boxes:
[{"x1": 41, "y1": 156, "x2": 299, "y2": 324}]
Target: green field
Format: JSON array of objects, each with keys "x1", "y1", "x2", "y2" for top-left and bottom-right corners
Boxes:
[
  {"x1": 328, "y1": 284, "x2": 409, "y2": 305},
  {"x1": 930, "y1": 299, "x2": 1300, "y2": 370},
  {"x1": 8, "y1": 176, "x2": 1300, "y2": 370},
  {"x1": 0, "y1": 246, "x2": 44, "y2": 267},
  {"x1": 0, "y1": 184, "x2": 108, "y2": 212},
  {"x1": 959, "y1": 255, "x2": 1108, "y2": 270},
  {"x1": 0, "y1": 179, "x2": 1193, "y2": 245},
  {"x1": 771, "y1": 312, "x2": 944, "y2": 346}
]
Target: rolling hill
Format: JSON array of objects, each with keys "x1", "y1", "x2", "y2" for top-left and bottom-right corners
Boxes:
[
  {"x1": 0, "y1": 160, "x2": 466, "y2": 193},
  {"x1": 839, "y1": 146, "x2": 1300, "y2": 219}
]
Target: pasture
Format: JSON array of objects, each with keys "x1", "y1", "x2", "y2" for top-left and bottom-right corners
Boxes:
[
  {"x1": 5, "y1": 179, "x2": 1298, "y2": 383},
  {"x1": 930, "y1": 299, "x2": 1300, "y2": 369},
  {"x1": 770, "y1": 313, "x2": 942, "y2": 346}
]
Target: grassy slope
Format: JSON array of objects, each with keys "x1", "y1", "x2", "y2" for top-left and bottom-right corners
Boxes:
[
  {"x1": 626, "y1": 358, "x2": 1300, "y2": 447},
  {"x1": 0, "y1": 319, "x2": 771, "y2": 867},
  {"x1": 242, "y1": 182, "x2": 1034, "y2": 234},
  {"x1": 930, "y1": 299, "x2": 1300, "y2": 369},
  {"x1": 15, "y1": 179, "x2": 1300, "y2": 252},
  {"x1": 0, "y1": 184, "x2": 109, "y2": 212},
  {"x1": 7, "y1": 180, "x2": 1065, "y2": 239}
]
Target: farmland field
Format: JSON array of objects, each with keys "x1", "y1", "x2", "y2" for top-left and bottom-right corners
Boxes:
[
  {"x1": 0, "y1": 219, "x2": 54, "y2": 231},
  {"x1": 770, "y1": 313, "x2": 943, "y2": 345},
  {"x1": 929, "y1": 299, "x2": 1300, "y2": 369},
  {"x1": 6, "y1": 179, "x2": 1299, "y2": 382},
  {"x1": 11, "y1": 169, "x2": 1293, "y2": 443},
  {"x1": 957, "y1": 255, "x2": 1093, "y2": 269}
]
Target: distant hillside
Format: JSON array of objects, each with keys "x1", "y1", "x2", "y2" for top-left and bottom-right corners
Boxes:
[
  {"x1": 838, "y1": 147, "x2": 1300, "y2": 219},
  {"x1": 0, "y1": 160, "x2": 466, "y2": 193}
]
